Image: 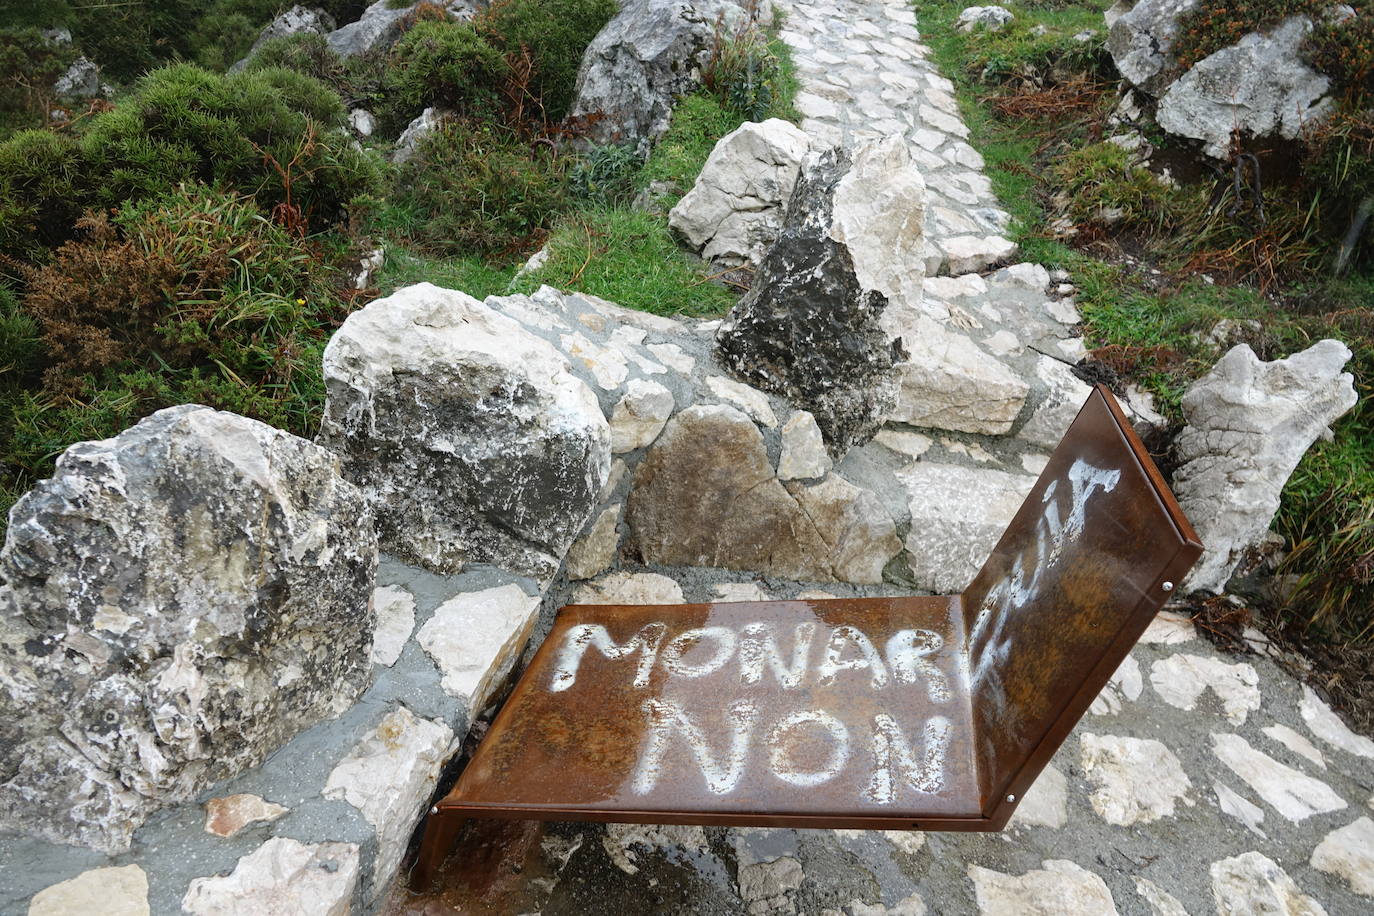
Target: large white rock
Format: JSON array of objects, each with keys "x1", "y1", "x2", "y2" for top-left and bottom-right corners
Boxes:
[
  {"x1": 323, "y1": 705, "x2": 454, "y2": 892},
  {"x1": 1157, "y1": 17, "x2": 1333, "y2": 160},
  {"x1": 416, "y1": 584, "x2": 541, "y2": 712},
  {"x1": 1080, "y1": 733, "x2": 1193, "y2": 825},
  {"x1": 29, "y1": 865, "x2": 149, "y2": 916},
  {"x1": 1148, "y1": 654, "x2": 1261, "y2": 724},
  {"x1": 1300, "y1": 684, "x2": 1374, "y2": 759},
  {"x1": 568, "y1": 0, "x2": 759, "y2": 154},
  {"x1": 1310, "y1": 816, "x2": 1374, "y2": 896},
  {"x1": 1211, "y1": 732, "x2": 1347, "y2": 823},
  {"x1": 899, "y1": 462, "x2": 1036, "y2": 592},
  {"x1": 182, "y1": 837, "x2": 360, "y2": 915},
  {"x1": 1172, "y1": 341, "x2": 1357, "y2": 593},
  {"x1": 968, "y1": 860, "x2": 1119, "y2": 915},
  {"x1": 0, "y1": 407, "x2": 376, "y2": 854},
  {"x1": 326, "y1": 0, "x2": 478, "y2": 57},
  {"x1": 318, "y1": 283, "x2": 611, "y2": 579},
  {"x1": 669, "y1": 119, "x2": 811, "y2": 269},
  {"x1": 1210, "y1": 851, "x2": 1329, "y2": 916},
  {"x1": 573, "y1": 571, "x2": 685, "y2": 605},
  {"x1": 891, "y1": 317, "x2": 1029, "y2": 435}
]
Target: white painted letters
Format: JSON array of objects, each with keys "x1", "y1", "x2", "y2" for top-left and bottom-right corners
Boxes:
[
  {"x1": 767, "y1": 710, "x2": 850, "y2": 787},
  {"x1": 633, "y1": 698, "x2": 758, "y2": 795},
  {"x1": 739, "y1": 622, "x2": 817, "y2": 689},
  {"x1": 865, "y1": 714, "x2": 952, "y2": 803},
  {"x1": 549, "y1": 622, "x2": 666, "y2": 691},
  {"x1": 886, "y1": 629, "x2": 950, "y2": 703},
  {"x1": 662, "y1": 626, "x2": 737, "y2": 678},
  {"x1": 818, "y1": 626, "x2": 890, "y2": 688}
]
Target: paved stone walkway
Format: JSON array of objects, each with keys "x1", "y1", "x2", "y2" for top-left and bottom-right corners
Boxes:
[{"x1": 779, "y1": 0, "x2": 1016, "y2": 276}]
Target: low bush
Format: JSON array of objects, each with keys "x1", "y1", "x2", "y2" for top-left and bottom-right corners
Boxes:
[
  {"x1": 391, "y1": 119, "x2": 569, "y2": 256},
  {"x1": 0, "y1": 129, "x2": 83, "y2": 260},
  {"x1": 477, "y1": 0, "x2": 618, "y2": 122},
  {"x1": 569, "y1": 143, "x2": 640, "y2": 206},
  {"x1": 1173, "y1": 0, "x2": 1327, "y2": 69},
  {"x1": 80, "y1": 63, "x2": 378, "y2": 230},
  {"x1": 378, "y1": 20, "x2": 509, "y2": 132},
  {"x1": 1, "y1": 184, "x2": 347, "y2": 527},
  {"x1": 702, "y1": 9, "x2": 782, "y2": 120},
  {"x1": 1050, "y1": 140, "x2": 1182, "y2": 230}
]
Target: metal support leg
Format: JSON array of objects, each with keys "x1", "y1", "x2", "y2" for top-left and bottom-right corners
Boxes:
[{"x1": 410, "y1": 807, "x2": 464, "y2": 892}]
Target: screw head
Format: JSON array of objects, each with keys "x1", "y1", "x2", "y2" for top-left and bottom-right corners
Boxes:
[
  {"x1": 1006, "y1": 794, "x2": 1016, "y2": 803},
  {"x1": 1162, "y1": 581, "x2": 1174, "y2": 592}
]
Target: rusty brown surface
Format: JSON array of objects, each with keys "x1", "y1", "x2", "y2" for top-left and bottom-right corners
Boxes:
[{"x1": 417, "y1": 385, "x2": 1202, "y2": 882}]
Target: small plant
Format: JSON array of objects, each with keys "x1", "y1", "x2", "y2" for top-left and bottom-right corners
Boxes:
[
  {"x1": 1050, "y1": 141, "x2": 1181, "y2": 231},
  {"x1": 569, "y1": 143, "x2": 640, "y2": 206},
  {"x1": 703, "y1": 7, "x2": 781, "y2": 121},
  {"x1": 1173, "y1": 0, "x2": 1327, "y2": 69},
  {"x1": 0, "y1": 129, "x2": 84, "y2": 260}
]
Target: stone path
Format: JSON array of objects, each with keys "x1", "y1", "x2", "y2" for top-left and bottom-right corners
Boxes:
[
  {"x1": 388, "y1": 570, "x2": 1374, "y2": 916},
  {"x1": 779, "y1": 0, "x2": 1016, "y2": 276}
]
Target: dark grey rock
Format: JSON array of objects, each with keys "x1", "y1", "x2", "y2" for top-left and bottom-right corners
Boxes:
[
  {"x1": 714, "y1": 147, "x2": 908, "y2": 455},
  {"x1": 567, "y1": 0, "x2": 758, "y2": 156},
  {"x1": 0, "y1": 406, "x2": 377, "y2": 854}
]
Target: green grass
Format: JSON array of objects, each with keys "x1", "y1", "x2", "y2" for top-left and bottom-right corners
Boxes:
[{"x1": 509, "y1": 208, "x2": 737, "y2": 315}]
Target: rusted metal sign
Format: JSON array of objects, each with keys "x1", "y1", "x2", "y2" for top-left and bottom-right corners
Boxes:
[{"x1": 414, "y1": 386, "x2": 1202, "y2": 886}]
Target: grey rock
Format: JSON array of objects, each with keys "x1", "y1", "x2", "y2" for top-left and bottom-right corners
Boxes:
[
  {"x1": 182, "y1": 837, "x2": 360, "y2": 915},
  {"x1": 1156, "y1": 17, "x2": 1333, "y2": 159},
  {"x1": 777, "y1": 410, "x2": 831, "y2": 480},
  {"x1": 1210, "y1": 851, "x2": 1329, "y2": 916},
  {"x1": 1017, "y1": 355, "x2": 1094, "y2": 450},
  {"x1": 716, "y1": 140, "x2": 925, "y2": 455},
  {"x1": 956, "y1": 6, "x2": 1014, "y2": 32},
  {"x1": 669, "y1": 118, "x2": 811, "y2": 269},
  {"x1": 1173, "y1": 340, "x2": 1357, "y2": 593},
  {"x1": 969, "y1": 860, "x2": 1119, "y2": 915},
  {"x1": 349, "y1": 108, "x2": 377, "y2": 137},
  {"x1": 1107, "y1": 0, "x2": 1200, "y2": 95},
  {"x1": 235, "y1": 5, "x2": 336, "y2": 70},
  {"x1": 326, "y1": 0, "x2": 480, "y2": 58},
  {"x1": 891, "y1": 316, "x2": 1029, "y2": 436},
  {"x1": 567, "y1": 0, "x2": 758, "y2": 155},
  {"x1": 53, "y1": 56, "x2": 101, "y2": 99},
  {"x1": 0, "y1": 406, "x2": 377, "y2": 853},
  {"x1": 392, "y1": 107, "x2": 447, "y2": 164},
  {"x1": 317, "y1": 283, "x2": 611, "y2": 579}
]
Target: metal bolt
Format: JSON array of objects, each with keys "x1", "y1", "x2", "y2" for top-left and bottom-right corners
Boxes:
[
  {"x1": 1162, "y1": 581, "x2": 1174, "y2": 592},
  {"x1": 1006, "y1": 794, "x2": 1016, "y2": 803}
]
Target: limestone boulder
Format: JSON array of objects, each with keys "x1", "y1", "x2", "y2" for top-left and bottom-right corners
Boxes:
[
  {"x1": 183, "y1": 837, "x2": 360, "y2": 915},
  {"x1": 1172, "y1": 340, "x2": 1357, "y2": 593},
  {"x1": 53, "y1": 56, "x2": 101, "y2": 98},
  {"x1": 0, "y1": 406, "x2": 377, "y2": 853},
  {"x1": 716, "y1": 138, "x2": 926, "y2": 454},
  {"x1": 317, "y1": 282, "x2": 611, "y2": 579},
  {"x1": 1106, "y1": 0, "x2": 1199, "y2": 95},
  {"x1": 568, "y1": 0, "x2": 760, "y2": 154},
  {"x1": 1156, "y1": 17, "x2": 1333, "y2": 160},
  {"x1": 626, "y1": 405, "x2": 900, "y2": 583},
  {"x1": 891, "y1": 316, "x2": 1029, "y2": 436},
  {"x1": 392, "y1": 107, "x2": 447, "y2": 164},
  {"x1": 669, "y1": 118, "x2": 811, "y2": 269},
  {"x1": 234, "y1": 5, "x2": 336, "y2": 70},
  {"x1": 957, "y1": 6, "x2": 1014, "y2": 32},
  {"x1": 327, "y1": 0, "x2": 480, "y2": 58}
]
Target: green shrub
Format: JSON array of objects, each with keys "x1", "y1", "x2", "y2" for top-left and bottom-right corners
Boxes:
[
  {"x1": 244, "y1": 31, "x2": 350, "y2": 89},
  {"x1": 477, "y1": 0, "x2": 618, "y2": 121},
  {"x1": 702, "y1": 12, "x2": 781, "y2": 120},
  {"x1": 392, "y1": 119, "x2": 569, "y2": 255},
  {"x1": 67, "y1": 0, "x2": 207, "y2": 82},
  {"x1": 80, "y1": 63, "x2": 378, "y2": 229},
  {"x1": 0, "y1": 129, "x2": 84, "y2": 260},
  {"x1": 1050, "y1": 140, "x2": 1182, "y2": 230},
  {"x1": 1307, "y1": 11, "x2": 1374, "y2": 101},
  {"x1": 379, "y1": 21, "x2": 508, "y2": 132},
  {"x1": 0, "y1": 284, "x2": 40, "y2": 383},
  {"x1": 0, "y1": 27, "x2": 76, "y2": 131}
]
